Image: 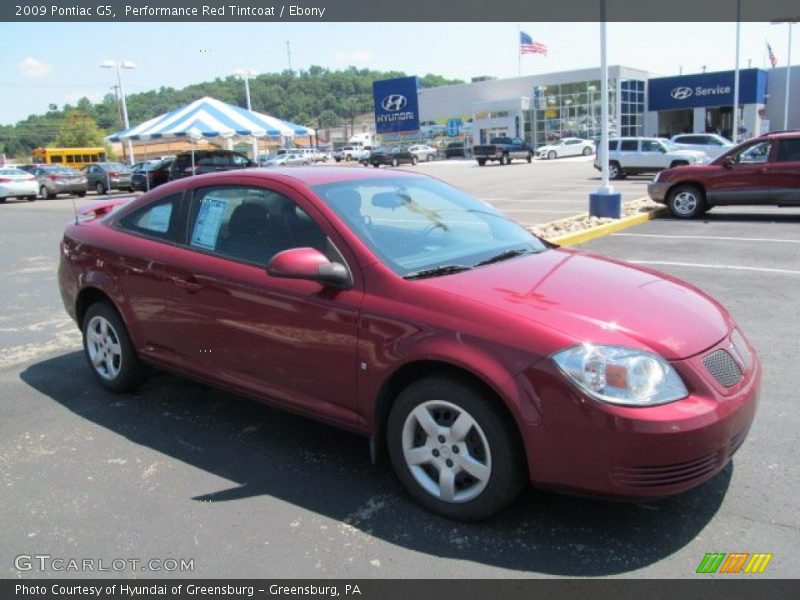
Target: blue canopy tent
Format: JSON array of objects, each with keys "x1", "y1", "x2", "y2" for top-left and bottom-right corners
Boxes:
[{"x1": 106, "y1": 96, "x2": 314, "y2": 179}]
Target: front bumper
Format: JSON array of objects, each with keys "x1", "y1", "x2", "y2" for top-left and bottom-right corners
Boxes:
[
  {"x1": 647, "y1": 182, "x2": 671, "y2": 203},
  {"x1": 517, "y1": 334, "x2": 761, "y2": 499}
]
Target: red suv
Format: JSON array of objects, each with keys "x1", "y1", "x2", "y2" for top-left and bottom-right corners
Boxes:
[{"x1": 648, "y1": 130, "x2": 800, "y2": 218}]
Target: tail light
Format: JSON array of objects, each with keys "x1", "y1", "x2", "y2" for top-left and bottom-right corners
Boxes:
[
  {"x1": 108, "y1": 171, "x2": 118, "y2": 177},
  {"x1": 0, "y1": 177, "x2": 10, "y2": 183},
  {"x1": 48, "y1": 175, "x2": 59, "y2": 181}
]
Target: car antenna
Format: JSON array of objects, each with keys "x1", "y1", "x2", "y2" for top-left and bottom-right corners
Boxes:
[{"x1": 72, "y1": 196, "x2": 78, "y2": 225}]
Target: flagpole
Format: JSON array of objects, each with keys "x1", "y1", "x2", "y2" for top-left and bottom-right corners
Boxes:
[
  {"x1": 518, "y1": 24, "x2": 522, "y2": 77},
  {"x1": 763, "y1": 40, "x2": 767, "y2": 69}
]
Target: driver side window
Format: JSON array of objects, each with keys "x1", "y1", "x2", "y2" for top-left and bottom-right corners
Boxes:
[{"x1": 735, "y1": 141, "x2": 771, "y2": 164}]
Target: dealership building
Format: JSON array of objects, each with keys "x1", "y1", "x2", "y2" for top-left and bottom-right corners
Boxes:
[{"x1": 403, "y1": 64, "x2": 800, "y2": 147}]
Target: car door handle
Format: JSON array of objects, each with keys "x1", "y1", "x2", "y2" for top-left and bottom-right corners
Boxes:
[{"x1": 171, "y1": 277, "x2": 203, "y2": 292}]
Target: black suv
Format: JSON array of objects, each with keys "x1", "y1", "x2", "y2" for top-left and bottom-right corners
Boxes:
[
  {"x1": 169, "y1": 150, "x2": 255, "y2": 181},
  {"x1": 445, "y1": 142, "x2": 467, "y2": 159}
]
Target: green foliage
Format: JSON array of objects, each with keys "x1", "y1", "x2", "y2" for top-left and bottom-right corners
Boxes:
[
  {"x1": 54, "y1": 111, "x2": 106, "y2": 147},
  {"x1": 1, "y1": 66, "x2": 464, "y2": 159}
]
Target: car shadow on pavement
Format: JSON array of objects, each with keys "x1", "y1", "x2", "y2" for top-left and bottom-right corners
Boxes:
[
  {"x1": 21, "y1": 351, "x2": 731, "y2": 576},
  {"x1": 661, "y1": 211, "x2": 800, "y2": 223}
]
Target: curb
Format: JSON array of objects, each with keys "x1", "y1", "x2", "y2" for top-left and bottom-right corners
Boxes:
[{"x1": 541, "y1": 203, "x2": 668, "y2": 247}]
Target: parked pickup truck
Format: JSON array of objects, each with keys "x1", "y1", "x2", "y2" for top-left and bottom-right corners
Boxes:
[{"x1": 473, "y1": 137, "x2": 533, "y2": 166}]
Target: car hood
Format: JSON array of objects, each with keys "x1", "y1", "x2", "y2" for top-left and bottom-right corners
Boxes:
[{"x1": 418, "y1": 249, "x2": 730, "y2": 360}]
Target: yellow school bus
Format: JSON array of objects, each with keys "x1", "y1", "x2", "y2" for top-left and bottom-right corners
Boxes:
[{"x1": 32, "y1": 147, "x2": 108, "y2": 170}]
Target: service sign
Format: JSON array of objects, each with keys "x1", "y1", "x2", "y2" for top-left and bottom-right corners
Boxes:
[
  {"x1": 648, "y1": 69, "x2": 767, "y2": 111},
  {"x1": 373, "y1": 76, "x2": 420, "y2": 134}
]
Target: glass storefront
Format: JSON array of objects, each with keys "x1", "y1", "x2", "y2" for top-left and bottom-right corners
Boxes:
[{"x1": 527, "y1": 78, "x2": 645, "y2": 147}]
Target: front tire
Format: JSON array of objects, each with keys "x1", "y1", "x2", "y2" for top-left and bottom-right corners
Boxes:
[
  {"x1": 547, "y1": 150, "x2": 556, "y2": 160},
  {"x1": 391, "y1": 158, "x2": 399, "y2": 167},
  {"x1": 582, "y1": 146, "x2": 593, "y2": 156},
  {"x1": 477, "y1": 159, "x2": 486, "y2": 166},
  {"x1": 667, "y1": 184, "x2": 706, "y2": 219},
  {"x1": 387, "y1": 376, "x2": 526, "y2": 521},
  {"x1": 411, "y1": 156, "x2": 418, "y2": 165},
  {"x1": 426, "y1": 154, "x2": 434, "y2": 162},
  {"x1": 499, "y1": 154, "x2": 509, "y2": 166},
  {"x1": 82, "y1": 302, "x2": 149, "y2": 393},
  {"x1": 608, "y1": 161, "x2": 625, "y2": 180},
  {"x1": 95, "y1": 181, "x2": 107, "y2": 195}
]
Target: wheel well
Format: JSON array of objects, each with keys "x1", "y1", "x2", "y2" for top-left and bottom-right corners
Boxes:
[
  {"x1": 75, "y1": 287, "x2": 114, "y2": 327},
  {"x1": 666, "y1": 180, "x2": 706, "y2": 200},
  {"x1": 669, "y1": 160, "x2": 689, "y2": 168},
  {"x1": 371, "y1": 360, "x2": 526, "y2": 467}
]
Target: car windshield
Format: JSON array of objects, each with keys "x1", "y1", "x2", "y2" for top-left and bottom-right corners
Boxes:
[
  {"x1": 105, "y1": 162, "x2": 129, "y2": 170},
  {"x1": 313, "y1": 176, "x2": 548, "y2": 277},
  {"x1": 661, "y1": 141, "x2": 681, "y2": 151}
]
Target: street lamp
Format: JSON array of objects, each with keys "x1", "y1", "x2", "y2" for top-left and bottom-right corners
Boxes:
[
  {"x1": 588, "y1": 85, "x2": 597, "y2": 137},
  {"x1": 101, "y1": 60, "x2": 135, "y2": 165},
  {"x1": 771, "y1": 18, "x2": 798, "y2": 130},
  {"x1": 234, "y1": 69, "x2": 259, "y2": 161}
]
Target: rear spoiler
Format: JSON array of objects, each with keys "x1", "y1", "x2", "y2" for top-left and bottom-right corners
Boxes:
[{"x1": 76, "y1": 197, "x2": 133, "y2": 220}]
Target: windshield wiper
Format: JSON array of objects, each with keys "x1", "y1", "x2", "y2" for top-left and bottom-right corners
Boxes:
[
  {"x1": 403, "y1": 265, "x2": 472, "y2": 280},
  {"x1": 473, "y1": 248, "x2": 531, "y2": 267}
]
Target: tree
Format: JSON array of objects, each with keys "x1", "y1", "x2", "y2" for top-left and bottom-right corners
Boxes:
[{"x1": 54, "y1": 112, "x2": 106, "y2": 147}]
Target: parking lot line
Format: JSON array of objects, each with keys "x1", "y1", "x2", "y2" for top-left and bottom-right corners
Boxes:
[
  {"x1": 614, "y1": 233, "x2": 800, "y2": 244},
  {"x1": 627, "y1": 260, "x2": 800, "y2": 276}
]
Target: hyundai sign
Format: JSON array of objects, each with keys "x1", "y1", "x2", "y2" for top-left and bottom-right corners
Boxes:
[
  {"x1": 648, "y1": 69, "x2": 767, "y2": 111},
  {"x1": 373, "y1": 76, "x2": 420, "y2": 134}
]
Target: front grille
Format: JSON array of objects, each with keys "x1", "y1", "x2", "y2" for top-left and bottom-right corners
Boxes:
[
  {"x1": 613, "y1": 452, "x2": 719, "y2": 488},
  {"x1": 731, "y1": 329, "x2": 753, "y2": 371},
  {"x1": 704, "y1": 349, "x2": 742, "y2": 387}
]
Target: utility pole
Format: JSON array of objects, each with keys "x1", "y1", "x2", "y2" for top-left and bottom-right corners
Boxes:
[
  {"x1": 285, "y1": 41, "x2": 293, "y2": 75},
  {"x1": 110, "y1": 85, "x2": 123, "y2": 126}
]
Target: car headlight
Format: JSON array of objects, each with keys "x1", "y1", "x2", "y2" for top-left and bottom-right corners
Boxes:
[{"x1": 551, "y1": 344, "x2": 688, "y2": 406}]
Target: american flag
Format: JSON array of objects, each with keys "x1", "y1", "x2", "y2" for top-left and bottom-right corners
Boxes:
[
  {"x1": 767, "y1": 42, "x2": 777, "y2": 68},
  {"x1": 520, "y1": 31, "x2": 547, "y2": 56}
]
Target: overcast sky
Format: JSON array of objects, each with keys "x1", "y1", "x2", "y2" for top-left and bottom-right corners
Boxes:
[{"x1": 1, "y1": 21, "x2": 796, "y2": 125}]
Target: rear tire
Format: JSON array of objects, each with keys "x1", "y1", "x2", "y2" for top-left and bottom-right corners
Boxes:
[
  {"x1": 82, "y1": 302, "x2": 149, "y2": 393},
  {"x1": 499, "y1": 154, "x2": 509, "y2": 166},
  {"x1": 391, "y1": 158, "x2": 399, "y2": 167},
  {"x1": 26, "y1": 195, "x2": 37, "y2": 202},
  {"x1": 426, "y1": 154, "x2": 434, "y2": 162},
  {"x1": 477, "y1": 159, "x2": 486, "y2": 166},
  {"x1": 582, "y1": 146, "x2": 593, "y2": 156},
  {"x1": 95, "y1": 181, "x2": 107, "y2": 195},
  {"x1": 411, "y1": 156, "x2": 418, "y2": 165},
  {"x1": 387, "y1": 376, "x2": 526, "y2": 521},
  {"x1": 667, "y1": 184, "x2": 706, "y2": 219},
  {"x1": 526, "y1": 153, "x2": 532, "y2": 163},
  {"x1": 77, "y1": 191, "x2": 86, "y2": 197}
]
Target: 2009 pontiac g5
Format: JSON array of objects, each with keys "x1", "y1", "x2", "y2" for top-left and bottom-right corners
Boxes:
[{"x1": 59, "y1": 167, "x2": 759, "y2": 520}]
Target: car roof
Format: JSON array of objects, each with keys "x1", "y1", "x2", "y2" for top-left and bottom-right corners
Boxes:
[{"x1": 757, "y1": 129, "x2": 800, "y2": 140}]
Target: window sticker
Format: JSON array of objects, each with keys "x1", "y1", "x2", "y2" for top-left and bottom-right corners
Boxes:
[
  {"x1": 143, "y1": 203, "x2": 173, "y2": 233},
  {"x1": 191, "y1": 195, "x2": 229, "y2": 250}
]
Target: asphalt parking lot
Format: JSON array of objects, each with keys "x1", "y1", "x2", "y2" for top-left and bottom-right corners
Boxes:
[{"x1": 1, "y1": 159, "x2": 798, "y2": 579}]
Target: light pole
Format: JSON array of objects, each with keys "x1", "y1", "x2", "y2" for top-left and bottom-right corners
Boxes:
[
  {"x1": 235, "y1": 69, "x2": 259, "y2": 161},
  {"x1": 732, "y1": 0, "x2": 741, "y2": 143},
  {"x1": 771, "y1": 18, "x2": 798, "y2": 130},
  {"x1": 589, "y1": 0, "x2": 621, "y2": 219},
  {"x1": 101, "y1": 60, "x2": 135, "y2": 165},
  {"x1": 588, "y1": 85, "x2": 597, "y2": 136}
]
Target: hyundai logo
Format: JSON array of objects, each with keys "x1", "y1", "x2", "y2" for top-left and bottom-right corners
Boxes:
[
  {"x1": 381, "y1": 94, "x2": 408, "y2": 112},
  {"x1": 671, "y1": 86, "x2": 693, "y2": 100}
]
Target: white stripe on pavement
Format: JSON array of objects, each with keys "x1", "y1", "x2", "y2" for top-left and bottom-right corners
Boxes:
[
  {"x1": 613, "y1": 233, "x2": 800, "y2": 244},
  {"x1": 627, "y1": 260, "x2": 800, "y2": 276}
]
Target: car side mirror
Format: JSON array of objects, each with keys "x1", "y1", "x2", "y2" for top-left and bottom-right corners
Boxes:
[{"x1": 267, "y1": 247, "x2": 352, "y2": 289}]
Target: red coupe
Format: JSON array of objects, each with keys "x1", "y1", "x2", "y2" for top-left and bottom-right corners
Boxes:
[{"x1": 58, "y1": 167, "x2": 760, "y2": 520}]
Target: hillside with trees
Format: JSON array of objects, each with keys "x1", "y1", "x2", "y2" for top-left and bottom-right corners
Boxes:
[{"x1": 0, "y1": 67, "x2": 464, "y2": 159}]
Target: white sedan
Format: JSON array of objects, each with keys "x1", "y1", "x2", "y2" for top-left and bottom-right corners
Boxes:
[
  {"x1": 264, "y1": 153, "x2": 311, "y2": 167},
  {"x1": 0, "y1": 167, "x2": 39, "y2": 202},
  {"x1": 536, "y1": 138, "x2": 595, "y2": 159},
  {"x1": 407, "y1": 144, "x2": 438, "y2": 162}
]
